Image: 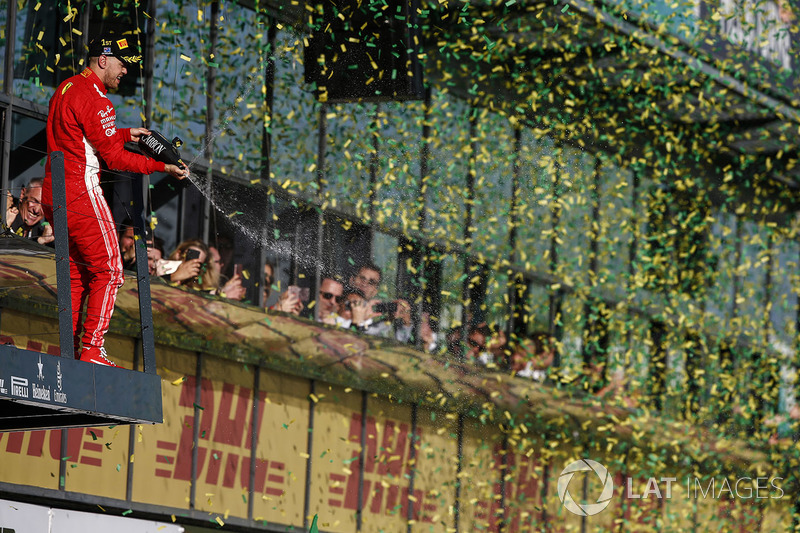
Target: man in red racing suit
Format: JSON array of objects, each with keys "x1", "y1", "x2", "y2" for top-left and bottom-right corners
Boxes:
[{"x1": 44, "y1": 32, "x2": 188, "y2": 366}]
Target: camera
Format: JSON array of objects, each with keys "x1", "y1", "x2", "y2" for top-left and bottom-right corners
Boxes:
[{"x1": 372, "y1": 301, "x2": 398, "y2": 315}]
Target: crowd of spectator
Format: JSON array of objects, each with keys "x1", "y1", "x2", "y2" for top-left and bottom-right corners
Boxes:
[
  {"x1": 1, "y1": 181, "x2": 557, "y2": 383},
  {"x1": 129, "y1": 234, "x2": 557, "y2": 381}
]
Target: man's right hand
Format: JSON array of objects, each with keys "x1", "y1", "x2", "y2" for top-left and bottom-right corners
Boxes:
[{"x1": 165, "y1": 163, "x2": 190, "y2": 180}]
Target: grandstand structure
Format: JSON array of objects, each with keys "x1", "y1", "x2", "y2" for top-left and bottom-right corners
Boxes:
[{"x1": 1, "y1": 0, "x2": 800, "y2": 531}]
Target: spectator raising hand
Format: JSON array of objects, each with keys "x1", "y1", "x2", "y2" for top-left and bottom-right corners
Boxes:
[
  {"x1": 167, "y1": 240, "x2": 219, "y2": 292},
  {"x1": 209, "y1": 246, "x2": 245, "y2": 300},
  {"x1": 263, "y1": 262, "x2": 303, "y2": 315}
]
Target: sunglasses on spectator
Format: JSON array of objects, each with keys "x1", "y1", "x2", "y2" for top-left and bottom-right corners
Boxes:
[
  {"x1": 320, "y1": 291, "x2": 337, "y2": 300},
  {"x1": 467, "y1": 339, "x2": 485, "y2": 350}
]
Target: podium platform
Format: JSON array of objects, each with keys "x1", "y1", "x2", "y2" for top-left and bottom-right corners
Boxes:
[
  {"x1": 0, "y1": 344, "x2": 162, "y2": 431},
  {"x1": 0, "y1": 151, "x2": 162, "y2": 432}
]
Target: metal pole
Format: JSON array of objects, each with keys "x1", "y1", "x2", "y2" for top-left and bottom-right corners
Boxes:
[
  {"x1": 131, "y1": 176, "x2": 156, "y2": 374},
  {"x1": 143, "y1": 0, "x2": 157, "y2": 128},
  {"x1": 50, "y1": 151, "x2": 74, "y2": 359},
  {"x1": 0, "y1": 0, "x2": 15, "y2": 227},
  {"x1": 302, "y1": 380, "x2": 316, "y2": 529},
  {"x1": 548, "y1": 144, "x2": 564, "y2": 369},
  {"x1": 414, "y1": 89, "x2": 431, "y2": 348},
  {"x1": 202, "y1": 1, "x2": 219, "y2": 243},
  {"x1": 356, "y1": 391, "x2": 368, "y2": 531},
  {"x1": 258, "y1": 14, "x2": 277, "y2": 308},
  {"x1": 459, "y1": 110, "x2": 478, "y2": 361},
  {"x1": 506, "y1": 125, "x2": 522, "y2": 338}
]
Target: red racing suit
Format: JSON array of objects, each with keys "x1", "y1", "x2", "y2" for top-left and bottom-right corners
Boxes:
[{"x1": 44, "y1": 67, "x2": 166, "y2": 354}]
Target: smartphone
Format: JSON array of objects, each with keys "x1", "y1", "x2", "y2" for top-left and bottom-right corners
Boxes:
[
  {"x1": 185, "y1": 248, "x2": 201, "y2": 261},
  {"x1": 233, "y1": 264, "x2": 243, "y2": 277},
  {"x1": 373, "y1": 301, "x2": 398, "y2": 315}
]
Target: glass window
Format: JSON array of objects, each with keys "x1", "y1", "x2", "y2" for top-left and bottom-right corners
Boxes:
[
  {"x1": 212, "y1": 4, "x2": 268, "y2": 177},
  {"x1": 770, "y1": 232, "x2": 798, "y2": 349},
  {"x1": 596, "y1": 160, "x2": 632, "y2": 297},
  {"x1": 149, "y1": 171, "x2": 180, "y2": 254},
  {"x1": 555, "y1": 147, "x2": 593, "y2": 282},
  {"x1": 322, "y1": 102, "x2": 374, "y2": 217},
  {"x1": 483, "y1": 269, "x2": 509, "y2": 331},
  {"x1": 13, "y1": 1, "x2": 77, "y2": 105},
  {"x1": 515, "y1": 132, "x2": 556, "y2": 274},
  {"x1": 270, "y1": 29, "x2": 322, "y2": 200},
  {"x1": 621, "y1": 312, "x2": 651, "y2": 400},
  {"x1": 272, "y1": 200, "x2": 319, "y2": 297},
  {"x1": 424, "y1": 89, "x2": 469, "y2": 244},
  {"x1": 434, "y1": 251, "x2": 465, "y2": 334},
  {"x1": 372, "y1": 231, "x2": 398, "y2": 301},
  {"x1": 557, "y1": 293, "x2": 584, "y2": 381},
  {"x1": 738, "y1": 220, "x2": 768, "y2": 343},
  {"x1": 321, "y1": 213, "x2": 370, "y2": 284},
  {"x1": 13, "y1": 1, "x2": 145, "y2": 107},
  {"x1": 471, "y1": 110, "x2": 514, "y2": 261},
  {"x1": 523, "y1": 282, "x2": 551, "y2": 336},
  {"x1": 8, "y1": 112, "x2": 47, "y2": 196},
  {"x1": 374, "y1": 101, "x2": 424, "y2": 232},
  {"x1": 151, "y1": 0, "x2": 213, "y2": 166}
]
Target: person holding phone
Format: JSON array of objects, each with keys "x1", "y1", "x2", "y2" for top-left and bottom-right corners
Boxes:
[
  {"x1": 208, "y1": 245, "x2": 245, "y2": 300},
  {"x1": 262, "y1": 261, "x2": 303, "y2": 315},
  {"x1": 166, "y1": 240, "x2": 219, "y2": 292}
]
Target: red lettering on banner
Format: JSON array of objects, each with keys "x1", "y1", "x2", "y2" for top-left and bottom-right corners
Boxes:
[
  {"x1": 79, "y1": 429, "x2": 104, "y2": 467},
  {"x1": 337, "y1": 412, "x2": 419, "y2": 518},
  {"x1": 205, "y1": 449, "x2": 223, "y2": 485},
  {"x1": 26, "y1": 431, "x2": 47, "y2": 457},
  {"x1": 241, "y1": 457, "x2": 266, "y2": 491},
  {"x1": 213, "y1": 383, "x2": 250, "y2": 447},
  {"x1": 0, "y1": 335, "x2": 59, "y2": 355},
  {"x1": 222, "y1": 453, "x2": 239, "y2": 488},
  {"x1": 25, "y1": 340, "x2": 60, "y2": 356},
  {"x1": 503, "y1": 449, "x2": 543, "y2": 532},
  {"x1": 155, "y1": 377, "x2": 289, "y2": 498},
  {"x1": 4, "y1": 432, "x2": 23, "y2": 453},
  {"x1": 328, "y1": 473, "x2": 346, "y2": 507},
  {"x1": 265, "y1": 461, "x2": 285, "y2": 496},
  {"x1": 0, "y1": 430, "x2": 53, "y2": 459},
  {"x1": 168, "y1": 414, "x2": 201, "y2": 481}
]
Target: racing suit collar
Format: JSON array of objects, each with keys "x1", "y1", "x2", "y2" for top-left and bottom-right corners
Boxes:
[{"x1": 80, "y1": 68, "x2": 107, "y2": 95}]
